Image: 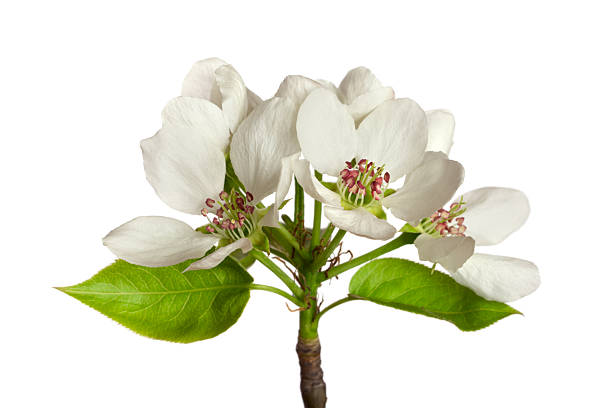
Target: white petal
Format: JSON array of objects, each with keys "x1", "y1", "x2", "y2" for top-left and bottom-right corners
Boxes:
[
  {"x1": 460, "y1": 187, "x2": 530, "y2": 246},
  {"x1": 414, "y1": 234, "x2": 475, "y2": 272},
  {"x1": 103, "y1": 216, "x2": 217, "y2": 267},
  {"x1": 230, "y1": 97, "x2": 300, "y2": 203},
  {"x1": 161, "y1": 96, "x2": 230, "y2": 152},
  {"x1": 338, "y1": 66, "x2": 386, "y2": 104},
  {"x1": 141, "y1": 128, "x2": 226, "y2": 215},
  {"x1": 181, "y1": 57, "x2": 227, "y2": 105},
  {"x1": 453, "y1": 253, "x2": 540, "y2": 302},
  {"x1": 215, "y1": 65, "x2": 248, "y2": 133},
  {"x1": 426, "y1": 110, "x2": 455, "y2": 155},
  {"x1": 324, "y1": 206, "x2": 396, "y2": 240},
  {"x1": 275, "y1": 75, "x2": 321, "y2": 106},
  {"x1": 297, "y1": 88, "x2": 356, "y2": 176},
  {"x1": 275, "y1": 152, "x2": 301, "y2": 211},
  {"x1": 292, "y1": 159, "x2": 342, "y2": 206},
  {"x1": 384, "y1": 152, "x2": 464, "y2": 224},
  {"x1": 316, "y1": 79, "x2": 338, "y2": 93},
  {"x1": 347, "y1": 87, "x2": 395, "y2": 122},
  {"x1": 186, "y1": 238, "x2": 252, "y2": 271},
  {"x1": 356, "y1": 98, "x2": 428, "y2": 181},
  {"x1": 246, "y1": 89, "x2": 262, "y2": 114}
]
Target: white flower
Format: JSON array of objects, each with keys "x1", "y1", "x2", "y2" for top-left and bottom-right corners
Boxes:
[
  {"x1": 103, "y1": 96, "x2": 300, "y2": 270},
  {"x1": 413, "y1": 187, "x2": 540, "y2": 302},
  {"x1": 181, "y1": 57, "x2": 262, "y2": 137},
  {"x1": 284, "y1": 88, "x2": 464, "y2": 240},
  {"x1": 275, "y1": 66, "x2": 394, "y2": 122}
]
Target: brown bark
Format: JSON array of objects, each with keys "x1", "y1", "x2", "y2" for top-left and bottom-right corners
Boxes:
[{"x1": 296, "y1": 336, "x2": 327, "y2": 408}]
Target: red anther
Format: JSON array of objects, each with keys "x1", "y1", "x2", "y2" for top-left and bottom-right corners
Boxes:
[
  {"x1": 440, "y1": 210, "x2": 450, "y2": 219},
  {"x1": 213, "y1": 218, "x2": 220, "y2": 225},
  {"x1": 221, "y1": 219, "x2": 230, "y2": 229},
  {"x1": 375, "y1": 176, "x2": 383, "y2": 185},
  {"x1": 236, "y1": 197, "x2": 244, "y2": 206},
  {"x1": 206, "y1": 198, "x2": 215, "y2": 208},
  {"x1": 349, "y1": 184, "x2": 359, "y2": 195},
  {"x1": 345, "y1": 177, "x2": 356, "y2": 188},
  {"x1": 238, "y1": 218, "x2": 245, "y2": 227},
  {"x1": 373, "y1": 183, "x2": 382, "y2": 194},
  {"x1": 372, "y1": 191, "x2": 381, "y2": 201},
  {"x1": 449, "y1": 226, "x2": 459, "y2": 235},
  {"x1": 201, "y1": 208, "x2": 208, "y2": 216},
  {"x1": 358, "y1": 158, "x2": 368, "y2": 166},
  {"x1": 458, "y1": 225, "x2": 467, "y2": 234},
  {"x1": 206, "y1": 225, "x2": 215, "y2": 233},
  {"x1": 456, "y1": 217, "x2": 464, "y2": 225},
  {"x1": 357, "y1": 180, "x2": 365, "y2": 189},
  {"x1": 216, "y1": 208, "x2": 224, "y2": 218},
  {"x1": 384, "y1": 172, "x2": 390, "y2": 183},
  {"x1": 345, "y1": 161, "x2": 353, "y2": 167},
  {"x1": 450, "y1": 202, "x2": 460, "y2": 210},
  {"x1": 366, "y1": 162, "x2": 373, "y2": 171},
  {"x1": 219, "y1": 191, "x2": 229, "y2": 200},
  {"x1": 435, "y1": 222, "x2": 448, "y2": 233},
  {"x1": 439, "y1": 228, "x2": 449, "y2": 236},
  {"x1": 238, "y1": 211, "x2": 245, "y2": 220},
  {"x1": 229, "y1": 220, "x2": 237, "y2": 230},
  {"x1": 340, "y1": 169, "x2": 350, "y2": 178},
  {"x1": 246, "y1": 205, "x2": 255, "y2": 214},
  {"x1": 246, "y1": 192, "x2": 254, "y2": 202}
]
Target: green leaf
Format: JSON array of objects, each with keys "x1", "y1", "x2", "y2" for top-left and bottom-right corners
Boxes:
[
  {"x1": 349, "y1": 258, "x2": 520, "y2": 331},
  {"x1": 57, "y1": 258, "x2": 253, "y2": 343}
]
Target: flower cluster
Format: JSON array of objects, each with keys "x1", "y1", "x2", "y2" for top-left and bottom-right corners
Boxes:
[{"x1": 101, "y1": 57, "x2": 539, "y2": 303}]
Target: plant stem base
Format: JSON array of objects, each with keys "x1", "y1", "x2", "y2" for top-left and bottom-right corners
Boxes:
[{"x1": 296, "y1": 336, "x2": 327, "y2": 408}]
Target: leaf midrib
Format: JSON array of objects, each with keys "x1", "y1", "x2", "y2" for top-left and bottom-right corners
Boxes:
[{"x1": 59, "y1": 284, "x2": 250, "y2": 296}]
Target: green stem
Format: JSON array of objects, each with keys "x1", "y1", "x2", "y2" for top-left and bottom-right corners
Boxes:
[
  {"x1": 249, "y1": 284, "x2": 305, "y2": 307},
  {"x1": 309, "y1": 173, "x2": 323, "y2": 255},
  {"x1": 314, "y1": 296, "x2": 358, "y2": 324},
  {"x1": 251, "y1": 249, "x2": 304, "y2": 297},
  {"x1": 294, "y1": 178, "x2": 304, "y2": 225},
  {"x1": 299, "y1": 283, "x2": 319, "y2": 339},
  {"x1": 323, "y1": 233, "x2": 419, "y2": 281},
  {"x1": 319, "y1": 223, "x2": 335, "y2": 246},
  {"x1": 313, "y1": 229, "x2": 347, "y2": 272}
]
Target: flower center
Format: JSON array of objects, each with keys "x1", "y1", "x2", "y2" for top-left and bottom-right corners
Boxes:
[
  {"x1": 420, "y1": 199, "x2": 468, "y2": 237},
  {"x1": 336, "y1": 158, "x2": 390, "y2": 207},
  {"x1": 201, "y1": 190, "x2": 256, "y2": 241}
]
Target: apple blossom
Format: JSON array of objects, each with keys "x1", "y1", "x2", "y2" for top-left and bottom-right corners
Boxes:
[
  {"x1": 103, "y1": 96, "x2": 300, "y2": 270},
  {"x1": 412, "y1": 187, "x2": 540, "y2": 302},
  {"x1": 288, "y1": 88, "x2": 465, "y2": 240}
]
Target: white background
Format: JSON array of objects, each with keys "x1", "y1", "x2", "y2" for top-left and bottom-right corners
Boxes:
[{"x1": 2, "y1": 1, "x2": 611, "y2": 407}]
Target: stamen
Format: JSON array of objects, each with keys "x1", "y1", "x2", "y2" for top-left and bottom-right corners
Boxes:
[
  {"x1": 336, "y1": 158, "x2": 390, "y2": 207},
  {"x1": 201, "y1": 189, "x2": 258, "y2": 242},
  {"x1": 421, "y1": 198, "x2": 468, "y2": 238}
]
